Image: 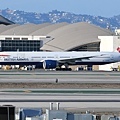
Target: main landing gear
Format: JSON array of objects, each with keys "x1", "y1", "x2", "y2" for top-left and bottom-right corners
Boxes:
[
  {"x1": 87, "y1": 65, "x2": 93, "y2": 71},
  {"x1": 56, "y1": 64, "x2": 72, "y2": 71}
]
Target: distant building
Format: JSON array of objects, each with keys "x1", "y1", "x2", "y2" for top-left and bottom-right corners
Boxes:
[{"x1": 0, "y1": 15, "x2": 14, "y2": 25}]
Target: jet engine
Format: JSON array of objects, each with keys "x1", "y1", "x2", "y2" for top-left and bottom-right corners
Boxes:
[{"x1": 43, "y1": 60, "x2": 58, "y2": 69}]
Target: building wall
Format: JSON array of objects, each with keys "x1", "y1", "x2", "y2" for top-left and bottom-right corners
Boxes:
[
  {"x1": 99, "y1": 36, "x2": 114, "y2": 52},
  {"x1": 0, "y1": 35, "x2": 54, "y2": 51},
  {"x1": 113, "y1": 36, "x2": 120, "y2": 51},
  {"x1": 115, "y1": 29, "x2": 120, "y2": 35},
  {"x1": 0, "y1": 35, "x2": 47, "y2": 40},
  {"x1": 0, "y1": 40, "x2": 42, "y2": 51},
  {"x1": 98, "y1": 36, "x2": 120, "y2": 71}
]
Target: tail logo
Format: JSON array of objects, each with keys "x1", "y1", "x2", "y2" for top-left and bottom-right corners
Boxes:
[{"x1": 117, "y1": 46, "x2": 120, "y2": 53}]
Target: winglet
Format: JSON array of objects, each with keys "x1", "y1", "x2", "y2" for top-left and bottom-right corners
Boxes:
[{"x1": 117, "y1": 46, "x2": 120, "y2": 53}]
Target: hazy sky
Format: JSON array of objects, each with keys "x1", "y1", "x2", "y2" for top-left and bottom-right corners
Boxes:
[{"x1": 0, "y1": 0, "x2": 120, "y2": 17}]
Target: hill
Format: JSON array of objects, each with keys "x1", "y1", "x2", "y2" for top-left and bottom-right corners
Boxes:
[{"x1": 0, "y1": 8, "x2": 120, "y2": 30}]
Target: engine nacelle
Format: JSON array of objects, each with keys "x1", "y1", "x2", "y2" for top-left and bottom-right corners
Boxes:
[{"x1": 43, "y1": 60, "x2": 58, "y2": 69}]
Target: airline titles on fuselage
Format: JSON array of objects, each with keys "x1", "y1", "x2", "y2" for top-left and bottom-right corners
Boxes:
[{"x1": 4, "y1": 58, "x2": 29, "y2": 61}]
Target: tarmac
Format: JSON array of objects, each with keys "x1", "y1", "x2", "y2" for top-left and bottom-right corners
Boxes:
[
  {"x1": 0, "y1": 70, "x2": 120, "y2": 88},
  {"x1": 0, "y1": 69, "x2": 120, "y2": 113}
]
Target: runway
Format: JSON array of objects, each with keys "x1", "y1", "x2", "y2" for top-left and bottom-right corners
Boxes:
[
  {"x1": 0, "y1": 70, "x2": 120, "y2": 83},
  {"x1": 1, "y1": 92, "x2": 120, "y2": 102},
  {"x1": 1, "y1": 91, "x2": 120, "y2": 112},
  {"x1": 0, "y1": 70, "x2": 120, "y2": 112}
]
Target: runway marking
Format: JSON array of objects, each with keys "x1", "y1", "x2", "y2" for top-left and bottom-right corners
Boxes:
[
  {"x1": 24, "y1": 90, "x2": 31, "y2": 93},
  {"x1": 2, "y1": 89, "x2": 120, "y2": 94},
  {"x1": 105, "y1": 74, "x2": 110, "y2": 76}
]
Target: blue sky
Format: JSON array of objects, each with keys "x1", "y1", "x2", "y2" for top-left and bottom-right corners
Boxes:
[{"x1": 0, "y1": 0, "x2": 120, "y2": 17}]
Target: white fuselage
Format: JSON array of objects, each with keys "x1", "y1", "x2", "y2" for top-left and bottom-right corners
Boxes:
[{"x1": 0, "y1": 51, "x2": 120, "y2": 67}]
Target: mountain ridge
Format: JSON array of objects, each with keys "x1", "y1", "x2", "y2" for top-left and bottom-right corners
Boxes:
[{"x1": 0, "y1": 8, "x2": 120, "y2": 30}]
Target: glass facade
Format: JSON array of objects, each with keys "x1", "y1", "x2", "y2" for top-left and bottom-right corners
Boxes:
[
  {"x1": 69, "y1": 42, "x2": 100, "y2": 51},
  {"x1": 0, "y1": 40, "x2": 41, "y2": 51}
]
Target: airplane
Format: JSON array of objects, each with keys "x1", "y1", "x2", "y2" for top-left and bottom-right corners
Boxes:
[{"x1": 0, "y1": 48, "x2": 120, "y2": 70}]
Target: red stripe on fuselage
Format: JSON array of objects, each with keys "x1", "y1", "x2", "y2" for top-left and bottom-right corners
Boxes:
[{"x1": 0, "y1": 55, "x2": 10, "y2": 56}]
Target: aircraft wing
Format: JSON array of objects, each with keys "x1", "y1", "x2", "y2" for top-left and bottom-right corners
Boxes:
[{"x1": 58, "y1": 54, "x2": 106, "y2": 64}]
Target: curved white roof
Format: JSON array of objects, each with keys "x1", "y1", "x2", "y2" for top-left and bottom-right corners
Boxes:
[
  {"x1": 30, "y1": 22, "x2": 68, "y2": 36},
  {"x1": 0, "y1": 24, "x2": 19, "y2": 33},
  {"x1": 41, "y1": 22, "x2": 114, "y2": 51},
  {"x1": 0, "y1": 23, "x2": 36, "y2": 35},
  {"x1": 0, "y1": 22, "x2": 114, "y2": 51}
]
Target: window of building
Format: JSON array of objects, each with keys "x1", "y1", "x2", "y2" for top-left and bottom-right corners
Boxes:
[
  {"x1": 0, "y1": 40, "x2": 41, "y2": 51},
  {"x1": 5, "y1": 37, "x2": 12, "y2": 40},
  {"x1": 69, "y1": 42, "x2": 100, "y2": 51},
  {"x1": 21, "y1": 38, "x2": 28, "y2": 40},
  {"x1": 13, "y1": 38, "x2": 20, "y2": 40}
]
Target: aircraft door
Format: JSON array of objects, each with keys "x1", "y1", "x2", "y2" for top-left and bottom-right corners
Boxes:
[{"x1": 17, "y1": 53, "x2": 25, "y2": 59}]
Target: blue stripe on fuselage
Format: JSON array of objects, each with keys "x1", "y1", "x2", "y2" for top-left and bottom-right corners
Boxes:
[{"x1": 0, "y1": 61, "x2": 113, "y2": 66}]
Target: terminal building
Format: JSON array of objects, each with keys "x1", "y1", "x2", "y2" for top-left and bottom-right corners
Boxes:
[{"x1": 0, "y1": 15, "x2": 120, "y2": 71}]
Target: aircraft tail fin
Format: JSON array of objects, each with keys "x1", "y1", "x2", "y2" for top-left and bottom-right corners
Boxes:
[{"x1": 117, "y1": 46, "x2": 120, "y2": 53}]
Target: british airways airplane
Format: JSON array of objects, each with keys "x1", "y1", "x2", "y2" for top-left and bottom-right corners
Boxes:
[{"x1": 0, "y1": 48, "x2": 120, "y2": 69}]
